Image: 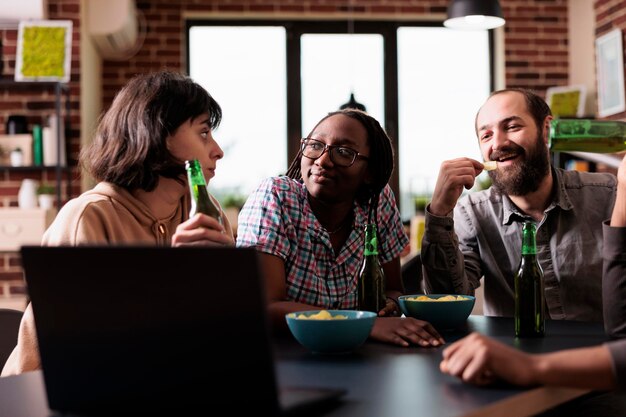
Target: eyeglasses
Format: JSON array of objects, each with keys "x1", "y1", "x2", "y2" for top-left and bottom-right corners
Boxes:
[{"x1": 301, "y1": 138, "x2": 369, "y2": 167}]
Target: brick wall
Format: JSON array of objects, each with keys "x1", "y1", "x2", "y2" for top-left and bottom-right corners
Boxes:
[
  {"x1": 0, "y1": 0, "x2": 82, "y2": 206},
  {"x1": 595, "y1": 0, "x2": 626, "y2": 120},
  {"x1": 503, "y1": 1, "x2": 569, "y2": 91},
  {"x1": 102, "y1": 0, "x2": 569, "y2": 106},
  {"x1": 0, "y1": 0, "x2": 81, "y2": 298}
]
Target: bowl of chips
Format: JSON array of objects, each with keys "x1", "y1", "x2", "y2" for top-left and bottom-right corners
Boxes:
[
  {"x1": 398, "y1": 294, "x2": 475, "y2": 330},
  {"x1": 285, "y1": 310, "x2": 376, "y2": 354}
]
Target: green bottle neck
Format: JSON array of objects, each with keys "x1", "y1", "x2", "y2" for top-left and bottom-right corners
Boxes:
[
  {"x1": 363, "y1": 224, "x2": 379, "y2": 256},
  {"x1": 185, "y1": 159, "x2": 207, "y2": 188},
  {"x1": 521, "y1": 222, "x2": 537, "y2": 256}
]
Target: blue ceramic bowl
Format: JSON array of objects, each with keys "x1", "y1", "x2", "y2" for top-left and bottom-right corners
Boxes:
[
  {"x1": 285, "y1": 310, "x2": 376, "y2": 354},
  {"x1": 398, "y1": 294, "x2": 475, "y2": 330}
]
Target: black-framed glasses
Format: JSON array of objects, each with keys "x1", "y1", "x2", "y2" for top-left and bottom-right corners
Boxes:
[{"x1": 301, "y1": 138, "x2": 369, "y2": 167}]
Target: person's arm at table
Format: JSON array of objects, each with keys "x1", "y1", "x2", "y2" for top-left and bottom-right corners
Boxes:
[
  {"x1": 259, "y1": 252, "x2": 443, "y2": 347},
  {"x1": 604, "y1": 154, "x2": 626, "y2": 338},
  {"x1": 1, "y1": 304, "x2": 39, "y2": 376},
  {"x1": 440, "y1": 332, "x2": 616, "y2": 389},
  {"x1": 422, "y1": 158, "x2": 485, "y2": 295}
]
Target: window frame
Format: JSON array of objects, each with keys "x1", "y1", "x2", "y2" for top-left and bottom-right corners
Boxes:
[{"x1": 185, "y1": 19, "x2": 496, "y2": 202}]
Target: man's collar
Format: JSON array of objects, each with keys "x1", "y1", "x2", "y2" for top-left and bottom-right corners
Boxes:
[{"x1": 501, "y1": 166, "x2": 571, "y2": 225}]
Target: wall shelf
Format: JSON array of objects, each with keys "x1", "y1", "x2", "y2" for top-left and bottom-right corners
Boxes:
[
  {"x1": 560, "y1": 151, "x2": 621, "y2": 169},
  {"x1": 0, "y1": 165, "x2": 68, "y2": 170},
  {"x1": 0, "y1": 81, "x2": 71, "y2": 208}
]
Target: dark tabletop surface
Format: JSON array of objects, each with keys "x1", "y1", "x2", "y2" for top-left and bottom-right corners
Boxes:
[
  {"x1": 0, "y1": 316, "x2": 609, "y2": 417},
  {"x1": 272, "y1": 315, "x2": 609, "y2": 417}
]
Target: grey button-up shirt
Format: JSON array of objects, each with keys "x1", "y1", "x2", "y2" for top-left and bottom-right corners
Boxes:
[{"x1": 422, "y1": 168, "x2": 616, "y2": 322}]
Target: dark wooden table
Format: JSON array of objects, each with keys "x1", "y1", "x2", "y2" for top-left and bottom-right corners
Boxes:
[
  {"x1": 273, "y1": 315, "x2": 609, "y2": 417},
  {"x1": 0, "y1": 316, "x2": 610, "y2": 417}
]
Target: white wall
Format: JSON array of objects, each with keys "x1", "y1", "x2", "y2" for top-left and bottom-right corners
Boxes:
[
  {"x1": 568, "y1": 0, "x2": 596, "y2": 116},
  {"x1": 80, "y1": 0, "x2": 103, "y2": 191}
]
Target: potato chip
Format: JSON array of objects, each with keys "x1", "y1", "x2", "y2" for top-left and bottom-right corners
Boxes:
[
  {"x1": 295, "y1": 310, "x2": 348, "y2": 320},
  {"x1": 406, "y1": 295, "x2": 470, "y2": 302},
  {"x1": 483, "y1": 161, "x2": 498, "y2": 171}
]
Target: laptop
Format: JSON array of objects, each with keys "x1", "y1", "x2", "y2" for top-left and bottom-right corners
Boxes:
[{"x1": 21, "y1": 245, "x2": 345, "y2": 416}]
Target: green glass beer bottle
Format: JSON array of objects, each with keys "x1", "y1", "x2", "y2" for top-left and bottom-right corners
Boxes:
[
  {"x1": 357, "y1": 224, "x2": 386, "y2": 313},
  {"x1": 514, "y1": 221, "x2": 545, "y2": 338},
  {"x1": 549, "y1": 119, "x2": 626, "y2": 153},
  {"x1": 184, "y1": 159, "x2": 223, "y2": 224}
]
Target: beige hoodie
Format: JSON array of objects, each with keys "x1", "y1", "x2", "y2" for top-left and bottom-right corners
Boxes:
[{"x1": 1, "y1": 182, "x2": 233, "y2": 376}]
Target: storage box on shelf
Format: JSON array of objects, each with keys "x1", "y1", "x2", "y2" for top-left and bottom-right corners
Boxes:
[{"x1": 0, "y1": 208, "x2": 56, "y2": 251}]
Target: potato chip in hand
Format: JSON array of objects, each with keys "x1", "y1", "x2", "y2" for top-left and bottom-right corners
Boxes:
[{"x1": 483, "y1": 161, "x2": 498, "y2": 171}]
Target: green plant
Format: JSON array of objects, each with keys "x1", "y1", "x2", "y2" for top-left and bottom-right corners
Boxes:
[
  {"x1": 36, "y1": 183, "x2": 56, "y2": 195},
  {"x1": 474, "y1": 174, "x2": 493, "y2": 191},
  {"x1": 414, "y1": 195, "x2": 431, "y2": 213},
  {"x1": 222, "y1": 194, "x2": 247, "y2": 210},
  {"x1": 21, "y1": 26, "x2": 68, "y2": 78}
]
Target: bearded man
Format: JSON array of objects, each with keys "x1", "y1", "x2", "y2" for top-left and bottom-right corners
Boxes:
[{"x1": 421, "y1": 88, "x2": 616, "y2": 322}]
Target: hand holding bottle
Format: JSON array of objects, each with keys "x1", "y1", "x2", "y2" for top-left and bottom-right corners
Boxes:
[
  {"x1": 171, "y1": 159, "x2": 234, "y2": 247},
  {"x1": 171, "y1": 213, "x2": 233, "y2": 247}
]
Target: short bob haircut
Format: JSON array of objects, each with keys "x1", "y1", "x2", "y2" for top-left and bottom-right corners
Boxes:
[{"x1": 81, "y1": 71, "x2": 222, "y2": 191}]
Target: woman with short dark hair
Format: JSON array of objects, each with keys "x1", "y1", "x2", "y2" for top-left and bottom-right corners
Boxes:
[{"x1": 2, "y1": 70, "x2": 232, "y2": 376}]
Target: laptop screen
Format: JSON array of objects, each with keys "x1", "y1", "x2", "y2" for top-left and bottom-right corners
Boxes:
[{"x1": 21, "y1": 245, "x2": 281, "y2": 415}]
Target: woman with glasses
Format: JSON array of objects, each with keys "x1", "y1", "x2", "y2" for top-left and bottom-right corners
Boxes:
[{"x1": 237, "y1": 109, "x2": 444, "y2": 347}]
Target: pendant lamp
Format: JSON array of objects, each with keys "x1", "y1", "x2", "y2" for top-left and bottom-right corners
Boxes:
[
  {"x1": 339, "y1": 1, "x2": 367, "y2": 113},
  {"x1": 340, "y1": 92, "x2": 367, "y2": 112},
  {"x1": 444, "y1": 0, "x2": 505, "y2": 30}
]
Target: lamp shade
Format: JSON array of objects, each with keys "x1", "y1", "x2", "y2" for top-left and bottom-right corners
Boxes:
[
  {"x1": 339, "y1": 92, "x2": 367, "y2": 112},
  {"x1": 444, "y1": 0, "x2": 505, "y2": 30}
]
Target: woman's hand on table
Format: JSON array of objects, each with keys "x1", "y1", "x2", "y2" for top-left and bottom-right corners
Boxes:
[
  {"x1": 440, "y1": 332, "x2": 536, "y2": 386},
  {"x1": 370, "y1": 317, "x2": 445, "y2": 347},
  {"x1": 171, "y1": 213, "x2": 234, "y2": 246}
]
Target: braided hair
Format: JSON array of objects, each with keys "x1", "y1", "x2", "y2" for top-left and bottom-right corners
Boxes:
[{"x1": 286, "y1": 108, "x2": 394, "y2": 223}]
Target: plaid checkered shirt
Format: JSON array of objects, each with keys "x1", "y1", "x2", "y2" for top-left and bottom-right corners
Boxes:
[{"x1": 236, "y1": 176, "x2": 409, "y2": 309}]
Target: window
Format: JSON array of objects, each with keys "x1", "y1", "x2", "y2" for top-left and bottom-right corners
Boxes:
[
  {"x1": 188, "y1": 21, "x2": 492, "y2": 219},
  {"x1": 301, "y1": 33, "x2": 384, "y2": 134},
  {"x1": 188, "y1": 26, "x2": 287, "y2": 200},
  {"x1": 397, "y1": 27, "x2": 490, "y2": 218}
]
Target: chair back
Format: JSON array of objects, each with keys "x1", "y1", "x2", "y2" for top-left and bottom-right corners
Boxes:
[
  {"x1": 401, "y1": 253, "x2": 424, "y2": 294},
  {"x1": 0, "y1": 308, "x2": 23, "y2": 370}
]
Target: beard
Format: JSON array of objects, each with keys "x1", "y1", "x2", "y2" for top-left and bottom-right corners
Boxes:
[{"x1": 488, "y1": 131, "x2": 551, "y2": 196}]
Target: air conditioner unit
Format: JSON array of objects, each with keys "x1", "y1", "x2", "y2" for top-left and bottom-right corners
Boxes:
[
  {"x1": 0, "y1": 0, "x2": 47, "y2": 29},
  {"x1": 87, "y1": 0, "x2": 138, "y2": 59}
]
